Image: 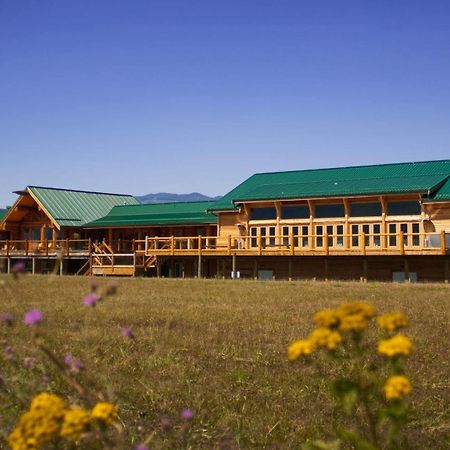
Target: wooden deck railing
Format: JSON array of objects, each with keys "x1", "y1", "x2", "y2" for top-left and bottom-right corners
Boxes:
[
  {"x1": 137, "y1": 231, "x2": 449, "y2": 257},
  {"x1": 0, "y1": 232, "x2": 448, "y2": 259},
  {"x1": 0, "y1": 239, "x2": 91, "y2": 257}
]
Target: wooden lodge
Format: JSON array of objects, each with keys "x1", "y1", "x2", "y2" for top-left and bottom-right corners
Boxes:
[{"x1": 1, "y1": 160, "x2": 450, "y2": 282}]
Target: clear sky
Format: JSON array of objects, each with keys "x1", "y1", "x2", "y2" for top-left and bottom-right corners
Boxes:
[{"x1": 1, "y1": 1, "x2": 449, "y2": 207}]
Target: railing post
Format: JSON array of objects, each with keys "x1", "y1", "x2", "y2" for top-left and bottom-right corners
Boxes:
[
  {"x1": 45, "y1": 239, "x2": 48, "y2": 257},
  {"x1": 171, "y1": 236, "x2": 175, "y2": 256},
  {"x1": 227, "y1": 235, "x2": 231, "y2": 256},
  {"x1": 441, "y1": 230, "x2": 446, "y2": 255},
  {"x1": 258, "y1": 234, "x2": 262, "y2": 256},
  {"x1": 26, "y1": 240, "x2": 29, "y2": 256},
  {"x1": 399, "y1": 231, "x2": 405, "y2": 256},
  {"x1": 6, "y1": 240, "x2": 9, "y2": 257},
  {"x1": 132, "y1": 239, "x2": 135, "y2": 252},
  {"x1": 145, "y1": 236, "x2": 148, "y2": 255},
  {"x1": 66, "y1": 238, "x2": 70, "y2": 257},
  {"x1": 289, "y1": 233, "x2": 295, "y2": 256},
  {"x1": 198, "y1": 235, "x2": 202, "y2": 256},
  {"x1": 361, "y1": 232, "x2": 366, "y2": 256},
  {"x1": 324, "y1": 233, "x2": 329, "y2": 256}
]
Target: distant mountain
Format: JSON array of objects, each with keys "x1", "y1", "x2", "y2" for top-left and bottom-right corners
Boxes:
[{"x1": 137, "y1": 192, "x2": 222, "y2": 204}]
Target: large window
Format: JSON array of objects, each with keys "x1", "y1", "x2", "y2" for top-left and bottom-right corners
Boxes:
[
  {"x1": 350, "y1": 202, "x2": 382, "y2": 217},
  {"x1": 249, "y1": 207, "x2": 277, "y2": 220},
  {"x1": 281, "y1": 205, "x2": 310, "y2": 219},
  {"x1": 387, "y1": 201, "x2": 421, "y2": 216},
  {"x1": 315, "y1": 204, "x2": 345, "y2": 218}
]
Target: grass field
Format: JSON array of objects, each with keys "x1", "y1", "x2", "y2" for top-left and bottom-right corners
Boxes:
[{"x1": 1, "y1": 276, "x2": 449, "y2": 449}]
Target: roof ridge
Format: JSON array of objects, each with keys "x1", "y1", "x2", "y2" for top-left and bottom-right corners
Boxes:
[
  {"x1": 114, "y1": 200, "x2": 216, "y2": 208},
  {"x1": 28, "y1": 185, "x2": 135, "y2": 198},
  {"x1": 252, "y1": 159, "x2": 450, "y2": 177}
]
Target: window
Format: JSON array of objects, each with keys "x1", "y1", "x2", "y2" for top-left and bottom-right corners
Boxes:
[
  {"x1": 281, "y1": 205, "x2": 310, "y2": 219},
  {"x1": 315, "y1": 204, "x2": 345, "y2": 218},
  {"x1": 350, "y1": 223, "x2": 382, "y2": 248},
  {"x1": 387, "y1": 201, "x2": 421, "y2": 216},
  {"x1": 249, "y1": 207, "x2": 277, "y2": 220},
  {"x1": 316, "y1": 225, "x2": 324, "y2": 247},
  {"x1": 350, "y1": 202, "x2": 382, "y2": 217}
]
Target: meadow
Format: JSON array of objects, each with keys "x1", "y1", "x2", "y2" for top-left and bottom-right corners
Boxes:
[{"x1": 1, "y1": 275, "x2": 449, "y2": 449}]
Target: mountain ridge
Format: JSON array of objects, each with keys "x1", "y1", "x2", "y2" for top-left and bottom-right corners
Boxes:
[{"x1": 137, "y1": 192, "x2": 222, "y2": 204}]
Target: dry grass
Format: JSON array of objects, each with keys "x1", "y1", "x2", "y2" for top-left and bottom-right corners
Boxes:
[{"x1": 1, "y1": 276, "x2": 449, "y2": 449}]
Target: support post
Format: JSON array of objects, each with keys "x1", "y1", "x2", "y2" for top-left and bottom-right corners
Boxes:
[
  {"x1": 7, "y1": 257, "x2": 10, "y2": 274},
  {"x1": 400, "y1": 231, "x2": 405, "y2": 256},
  {"x1": 156, "y1": 258, "x2": 161, "y2": 278},
  {"x1": 59, "y1": 258, "x2": 63, "y2": 276},
  {"x1": 198, "y1": 253, "x2": 202, "y2": 278},
  {"x1": 361, "y1": 233, "x2": 366, "y2": 256},
  {"x1": 404, "y1": 258, "x2": 409, "y2": 283},
  {"x1": 232, "y1": 253, "x2": 237, "y2": 279},
  {"x1": 253, "y1": 258, "x2": 258, "y2": 280},
  {"x1": 362, "y1": 258, "x2": 368, "y2": 282},
  {"x1": 324, "y1": 258, "x2": 328, "y2": 281},
  {"x1": 32, "y1": 258, "x2": 35, "y2": 275},
  {"x1": 441, "y1": 231, "x2": 446, "y2": 255},
  {"x1": 445, "y1": 258, "x2": 449, "y2": 284},
  {"x1": 288, "y1": 258, "x2": 292, "y2": 281}
]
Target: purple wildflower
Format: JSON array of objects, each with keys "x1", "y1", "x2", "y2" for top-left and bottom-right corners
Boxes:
[
  {"x1": 106, "y1": 280, "x2": 118, "y2": 296},
  {"x1": 89, "y1": 280, "x2": 98, "y2": 292},
  {"x1": 134, "y1": 445, "x2": 149, "y2": 450},
  {"x1": 180, "y1": 408, "x2": 194, "y2": 420},
  {"x1": 5, "y1": 345, "x2": 14, "y2": 361},
  {"x1": 12, "y1": 261, "x2": 25, "y2": 274},
  {"x1": 64, "y1": 354, "x2": 84, "y2": 373},
  {"x1": 42, "y1": 374, "x2": 50, "y2": 383},
  {"x1": 23, "y1": 309, "x2": 43, "y2": 325},
  {"x1": 23, "y1": 357, "x2": 36, "y2": 369},
  {"x1": 160, "y1": 416, "x2": 172, "y2": 432},
  {"x1": 0, "y1": 313, "x2": 15, "y2": 326},
  {"x1": 121, "y1": 326, "x2": 134, "y2": 339},
  {"x1": 83, "y1": 293, "x2": 99, "y2": 307}
]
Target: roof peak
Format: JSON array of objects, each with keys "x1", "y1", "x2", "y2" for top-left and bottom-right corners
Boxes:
[{"x1": 27, "y1": 185, "x2": 135, "y2": 198}]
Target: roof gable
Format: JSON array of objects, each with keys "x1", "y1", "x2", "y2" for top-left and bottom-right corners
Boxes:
[{"x1": 27, "y1": 186, "x2": 139, "y2": 228}]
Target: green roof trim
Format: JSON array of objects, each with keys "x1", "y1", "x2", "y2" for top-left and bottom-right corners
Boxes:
[
  {"x1": 424, "y1": 177, "x2": 450, "y2": 202},
  {"x1": 28, "y1": 186, "x2": 139, "y2": 227},
  {"x1": 84, "y1": 201, "x2": 217, "y2": 228},
  {"x1": 209, "y1": 160, "x2": 450, "y2": 211}
]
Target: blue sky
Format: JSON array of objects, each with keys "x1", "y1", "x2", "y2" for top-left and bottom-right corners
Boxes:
[{"x1": 1, "y1": 1, "x2": 449, "y2": 206}]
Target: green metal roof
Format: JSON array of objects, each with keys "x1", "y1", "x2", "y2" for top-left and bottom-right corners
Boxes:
[
  {"x1": 424, "y1": 177, "x2": 450, "y2": 202},
  {"x1": 209, "y1": 160, "x2": 450, "y2": 211},
  {"x1": 0, "y1": 208, "x2": 8, "y2": 222},
  {"x1": 28, "y1": 186, "x2": 139, "y2": 228},
  {"x1": 84, "y1": 201, "x2": 217, "y2": 228}
]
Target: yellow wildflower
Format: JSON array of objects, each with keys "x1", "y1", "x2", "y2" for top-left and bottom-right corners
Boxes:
[
  {"x1": 338, "y1": 313, "x2": 368, "y2": 332},
  {"x1": 8, "y1": 392, "x2": 68, "y2": 449},
  {"x1": 378, "y1": 334, "x2": 414, "y2": 357},
  {"x1": 384, "y1": 375, "x2": 413, "y2": 400},
  {"x1": 314, "y1": 309, "x2": 339, "y2": 328},
  {"x1": 336, "y1": 302, "x2": 376, "y2": 319},
  {"x1": 91, "y1": 402, "x2": 118, "y2": 424},
  {"x1": 377, "y1": 312, "x2": 409, "y2": 331},
  {"x1": 287, "y1": 339, "x2": 315, "y2": 361},
  {"x1": 61, "y1": 407, "x2": 91, "y2": 441},
  {"x1": 309, "y1": 327, "x2": 343, "y2": 350}
]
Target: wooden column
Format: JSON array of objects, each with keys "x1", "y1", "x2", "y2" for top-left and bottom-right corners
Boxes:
[
  {"x1": 362, "y1": 258, "x2": 368, "y2": 282},
  {"x1": 253, "y1": 258, "x2": 258, "y2": 280},
  {"x1": 308, "y1": 200, "x2": 315, "y2": 250},
  {"x1": 197, "y1": 253, "x2": 202, "y2": 278},
  {"x1": 232, "y1": 253, "x2": 237, "y2": 279},
  {"x1": 380, "y1": 196, "x2": 387, "y2": 249},
  {"x1": 275, "y1": 201, "x2": 281, "y2": 247},
  {"x1": 288, "y1": 257, "x2": 292, "y2": 281},
  {"x1": 404, "y1": 258, "x2": 409, "y2": 282},
  {"x1": 444, "y1": 258, "x2": 449, "y2": 284},
  {"x1": 156, "y1": 258, "x2": 161, "y2": 278},
  {"x1": 343, "y1": 198, "x2": 350, "y2": 250}
]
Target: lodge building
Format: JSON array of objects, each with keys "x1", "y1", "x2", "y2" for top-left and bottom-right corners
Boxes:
[{"x1": 1, "y1": 160, "x2": 450, "y2": 282}]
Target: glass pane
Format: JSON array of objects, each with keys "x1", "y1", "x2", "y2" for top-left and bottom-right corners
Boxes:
[
  {"x1": 387, "y1": 201, "x2": 421, "y2": 216},
  {"x1": 315, "y1": 204, "x2": 345, "y2": 218},
  {"x1": 281, "y1": 205, "x2": 310, "y2": 219},
  {"x1": 269, "y1": 227, "x2": 275, "y2": 246},
  {"x1": 350, "y1": 202, "x2": 382, "y2": 217},
  {"x1": 250, "y1": 207, "x2": 277, "y2": 220}
]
